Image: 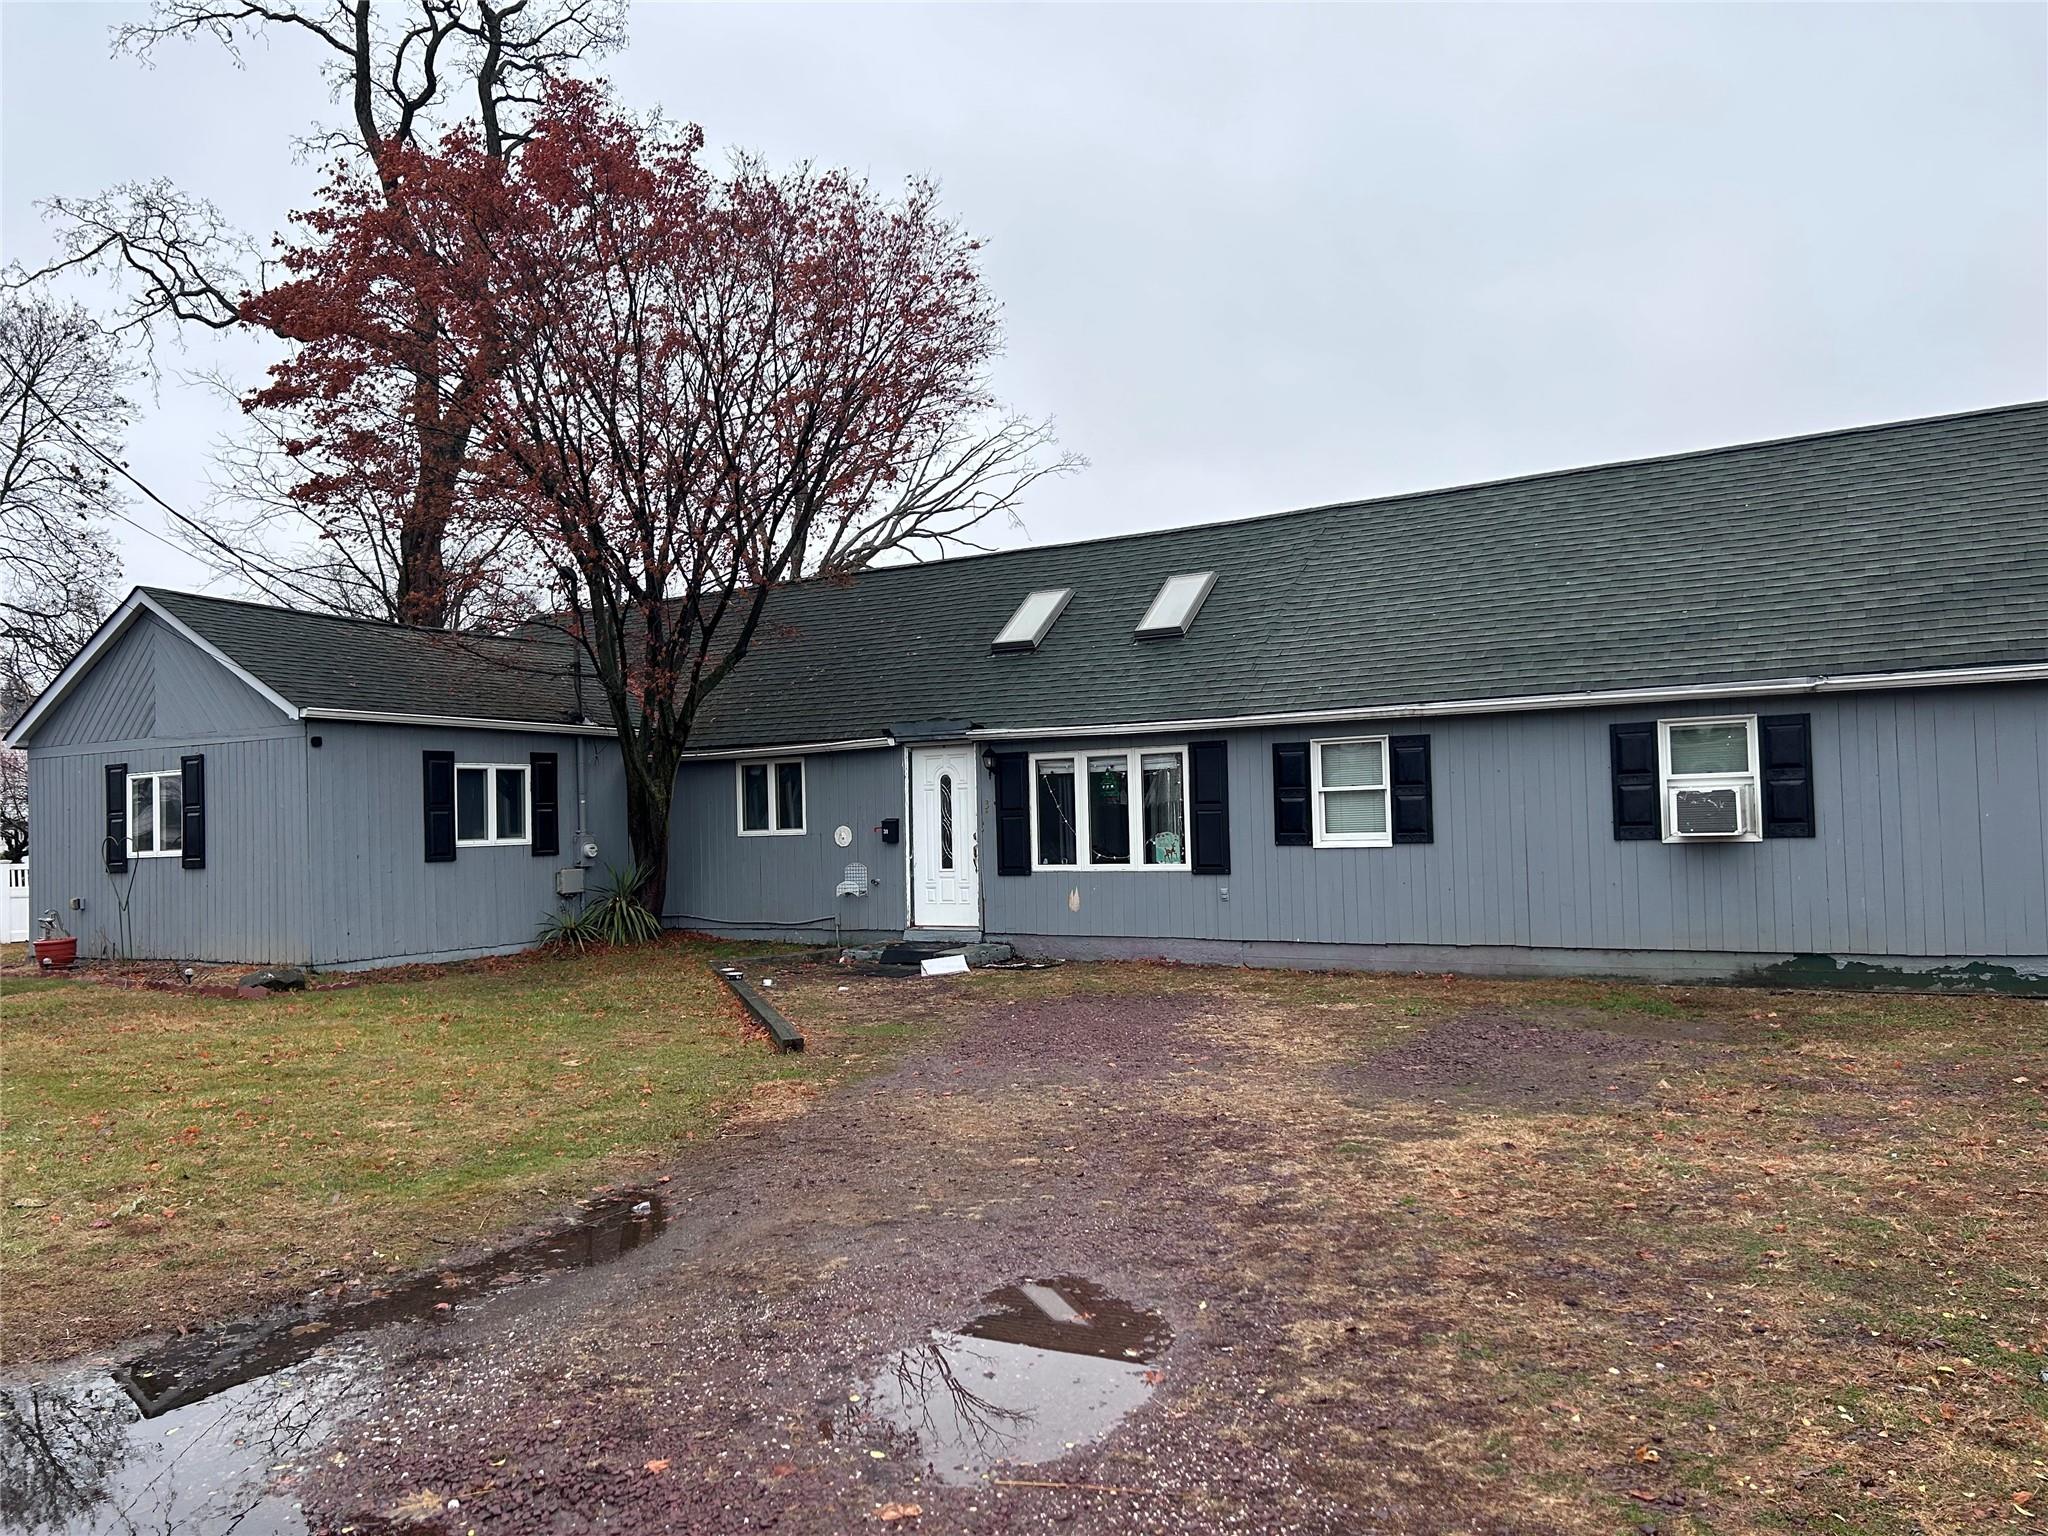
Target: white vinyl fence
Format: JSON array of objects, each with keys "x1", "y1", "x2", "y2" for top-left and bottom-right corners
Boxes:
[{"x1": 3, "y1": 862, "x2": 27, "y2": 944}]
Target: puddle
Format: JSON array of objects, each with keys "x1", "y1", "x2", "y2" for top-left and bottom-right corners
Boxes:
[
  {"x1": 0, "y1": 1188, "x2": 665, "y2": 1535},
  {"x1": 858, "y1": 1277, "x2": 1169, "y2": 1485},
  {"x1": 2, "y1": 1347, "x2": 361, "y2": 1535}
]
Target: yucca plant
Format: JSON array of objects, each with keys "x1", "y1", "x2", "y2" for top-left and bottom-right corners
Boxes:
[{"x1": 537, "y1": 862, "x2": 663, "y2": 949}]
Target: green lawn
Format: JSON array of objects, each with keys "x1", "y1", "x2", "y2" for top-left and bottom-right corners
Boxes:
[{"x1": 0, "y1": 937, "x2": 925, "y2": 1363}]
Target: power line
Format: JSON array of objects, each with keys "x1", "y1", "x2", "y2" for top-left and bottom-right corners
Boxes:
[{"x1": 0, "y1": 350, "x2": 337, "y2": 611}]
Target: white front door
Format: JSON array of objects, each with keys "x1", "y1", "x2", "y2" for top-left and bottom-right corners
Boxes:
[{"x1": 910, "y1": 747, "x2": 980, "y2": 930}]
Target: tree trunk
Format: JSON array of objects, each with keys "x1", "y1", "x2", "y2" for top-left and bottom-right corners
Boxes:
[{"x1": 623, "y1": 746, "x2": 674, "y2": 920}]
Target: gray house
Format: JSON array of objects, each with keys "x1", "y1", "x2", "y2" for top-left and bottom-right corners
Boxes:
[{"x1": 11, "y1": 402, "x2": 2048, "y2": 987}]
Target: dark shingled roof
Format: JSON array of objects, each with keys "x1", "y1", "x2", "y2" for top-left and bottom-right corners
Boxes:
[
  {"x1": 143, "y1": 588, "x2": 593, "y2": 728},
  {"x1": 145, "y1": 402, "x2": 2048, "y2": 748}
]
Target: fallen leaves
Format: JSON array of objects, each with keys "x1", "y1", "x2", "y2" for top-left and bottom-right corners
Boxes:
[
  {"x1": 874, "y1": 1503, "x2": 921, "y2": 1522},
  {"x1": 643, "y1": 1458, "x2": 670, "y2": 1474}
]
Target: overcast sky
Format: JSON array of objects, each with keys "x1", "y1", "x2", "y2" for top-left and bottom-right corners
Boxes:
[{"x1": 3, "y1": 1, "x2": 2043, "y2": 595}]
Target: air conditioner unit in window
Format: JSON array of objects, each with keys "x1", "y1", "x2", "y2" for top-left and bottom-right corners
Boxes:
[{"x1": 1669, "y1": 785, "x2": 1750, "y2": 839}]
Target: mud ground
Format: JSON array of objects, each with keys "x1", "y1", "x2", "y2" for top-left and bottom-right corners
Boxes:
[{"x1": 298, "y1": 966, "x2": 2047, "y2": 1535}]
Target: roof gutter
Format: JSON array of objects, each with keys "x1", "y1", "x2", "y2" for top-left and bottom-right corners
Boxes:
[
  {"x1": 300, "y1": 708, "x2": 619, "y2": 737},
  {"x1": 961, "y1": 662, "x2": 2048, "y2": 742},
  {"x1": 675, "y1": 735, "x2": 898, "y2": 762}
]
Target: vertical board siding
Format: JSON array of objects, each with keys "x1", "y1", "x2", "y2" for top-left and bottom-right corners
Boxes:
[
  {"x1": 666, "y1": 748, "x2": 906, "y2": 939},
  {"x1": 978, "y1": 685, "x2": 2048, "y2": 962},
  {"x1": 305, "y1": 724, "x2": 628, "y2": 967},
  {"x1": 30, "y1": 615, "x2": 288, "y2": 749},
  {"x1": 24, "y1": 614, "x2": 306, "y2": 964},
  {"x1": 29, "y1": 620, "x2": 157, "y2": 749},
  {"x1": 27, "y1": 734, "x2": 309, "y2": 964}
]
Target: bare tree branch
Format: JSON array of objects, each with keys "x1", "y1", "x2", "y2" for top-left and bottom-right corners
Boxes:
[
  {"x1": 17, "y1": 0, "x2": 625, "y2": 628},
  {"x1": 0, "y1": 292, "x2": 126, "y2": 710}
]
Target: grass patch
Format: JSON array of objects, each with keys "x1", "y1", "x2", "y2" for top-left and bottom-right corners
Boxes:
[
  {"x1": 1053, "y1": 963, "x2": 2048, "y2": 1534},
  {"x1": 0, "y1": 936, "x2": 930, "y2": 1362}
]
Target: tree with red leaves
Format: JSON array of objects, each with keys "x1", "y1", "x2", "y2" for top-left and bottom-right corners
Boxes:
[
  {"x1": 250, "y1": 83, "x2": 1074, "y2": 913},
  {"x1": 18, "y1": 0, "x2": 625, "y2": 628}
]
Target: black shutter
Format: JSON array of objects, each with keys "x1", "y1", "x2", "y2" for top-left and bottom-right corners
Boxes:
[
  {"x1": 422, "y1": 750, "x2": 456, "y2": 863},
  {"x1": 1388, "y1": 734, "x2": 1434, "y2": 844},
  {"x1": 1189, "y1": 739, "x2": 1231, "y2": 875},
  {"x1": 1759, "y1": 713, "x2": 1815, "y2": 839},
  {"x1": 1610, "y1": 722, "x2": 1660, "y2": 841},
  {"x1": 1273, "y1": 742, "x2": 1311, "y2": 846},
  {"x1": 993, "y1": 751, "x2": 1030, "y2": 875},
  {"x1": 180, "y1": 754, "x2": 206, "y2": 870},
  {"x1": 531, "y1": 752, "x2": 560, "y2": 857},
  {"x1": 104, "y1": 762, "x2": 128, "y2": 872}
]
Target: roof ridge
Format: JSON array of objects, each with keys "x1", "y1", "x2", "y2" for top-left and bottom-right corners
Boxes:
[
  {"x1": 785, "y1": 397, "x2": 2048, "y2": 590},
  {"x1": 144, "y1": 398, "x2": 2045, "y2": 613}
]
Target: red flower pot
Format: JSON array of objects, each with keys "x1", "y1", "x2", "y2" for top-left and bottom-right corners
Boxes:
[{"x1": 32, "y1": 937, "x2": 77, "y2": 970}]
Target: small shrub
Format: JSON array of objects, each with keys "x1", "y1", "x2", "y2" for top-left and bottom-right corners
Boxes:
[{"x1": 538, "y1": 862, "x2": 663, "y2": 949}]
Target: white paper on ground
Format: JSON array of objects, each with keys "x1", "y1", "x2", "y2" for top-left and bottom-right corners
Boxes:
[{"x1": 920, "y1": 954, "x2": 970, "y2": 977}]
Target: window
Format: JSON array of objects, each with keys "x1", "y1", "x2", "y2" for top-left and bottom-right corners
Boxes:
[
  {"x1": 1134, "y1": 571, "x2": 1216, "y2": 639},
  {"x1": 127, "y1": 771, "x2": 183, "y2": 859},
  {"x1": 1035, "y1": 758, "x2": 1077, "y2": 866},
  {"x1": 1311, "y1": 737, "x2": 1390, "y2": 847},
  {"x1": 1029, "y1": 747, "x2": 1188, "y2": 870},
  {"x1": 738, "y1": 758, "x2": 806, "y2": 835},
  {"x1": 1140, "y1": 752, "x2": 1186, "y2": 865},
  {"x1": 992, "y1": 588, "x2": 1074, "y2": 653},
  {"x1": 1658, "y1": 716, "x2": 1760, "y2": 842},
  {"x1": 939, "y1": 773, "x2": 955, "y2": 869},
  {"x1": 455, "y1": 763, "x2": 530, "y2": 846}
]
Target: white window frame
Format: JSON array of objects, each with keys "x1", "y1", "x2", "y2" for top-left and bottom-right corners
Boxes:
[
  {"x1": 1310, "y1": 736, "x2": 1393, "y2": 849},
  {"x1": 736, "y1": 758, "x2": 807, "y2": 837},
  {"x1": 1656, "y1": 714, "x2": 1762, "y2": 844},
  {"x1": 126, "y1": 770, "x2": 184, "y2": 860},
  {"x1": 454, "y1": 762, "x2": 531, "y2": 848},
  {"x1": 1028, "y1": 746, "x2": 1190, "y2": 872}
]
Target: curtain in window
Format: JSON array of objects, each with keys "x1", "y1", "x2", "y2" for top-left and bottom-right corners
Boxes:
[
  {"x1": 775, "y1": 762, "x2": 804, "y2": 830},
  {"x1": 1319, "y1": 741, "x2": 1387, "y2": 836},
  {"x1": 1141, "y1": 753, "x2": 1185, "y2": 865},
  {"x1": 741, "y1": 764, "x2": 770, "y2": 831},
  {"x1": 456, "y1": 767, "x2": 489, "y2": 841}
]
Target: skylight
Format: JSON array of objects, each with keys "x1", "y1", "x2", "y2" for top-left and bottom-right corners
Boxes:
[
  {"x1": 992, "y1": 588, "x2": 1073, "y2": 653},
  {"x1": 1135, "y1": 571, "x2": 1216, "y2": 639}
]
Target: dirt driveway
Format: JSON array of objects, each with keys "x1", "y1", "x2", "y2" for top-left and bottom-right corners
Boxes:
[{"x1": 283, "y1": 963, "x2": 2046, "y2": 1536}]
